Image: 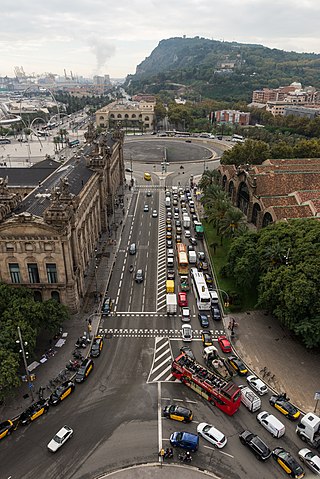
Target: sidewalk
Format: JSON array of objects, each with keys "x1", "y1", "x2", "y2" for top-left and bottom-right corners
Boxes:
[
  {"x1": 0, "y1": 185, "x2": 133, "y2": 420},
  {"x1": 225, "y1": 310, "x2": 320, "y2": 414}
]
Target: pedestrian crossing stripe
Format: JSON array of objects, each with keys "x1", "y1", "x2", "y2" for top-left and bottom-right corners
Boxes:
[{"x1": 99, "y1": 328, "x2": 224, "y2": 338}]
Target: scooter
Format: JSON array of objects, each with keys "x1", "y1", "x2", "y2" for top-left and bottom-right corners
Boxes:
[
  {"x1": 66, "y1": 359, "x2": 81, "y2": 371},
  {"x1": 129, "y1": 265, "x2": 134, "y2": 273},
  {"x1": 75, "y1": 337, "x2": 87, "y2": 348},
  {"x1": 179, "y1": 452, "x2": 192, "y2": 463}
]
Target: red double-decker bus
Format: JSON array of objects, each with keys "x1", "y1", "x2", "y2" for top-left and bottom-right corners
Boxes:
[
  {"x1": 177, "y1": 243, "x2": 188, "y2": 275},
  {"x1": 171, "y1": 353, "x2": 241, "y2": 416}
]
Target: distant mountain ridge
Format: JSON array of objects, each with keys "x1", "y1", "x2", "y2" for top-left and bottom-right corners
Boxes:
[{"x1": 126, "y1": 36, "x2": 320, "y2": 101}]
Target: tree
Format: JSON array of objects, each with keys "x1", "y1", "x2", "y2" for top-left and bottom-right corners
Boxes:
[
  {"x1": 221, "y1": 139, "x2": 270, "y2": 166},
  {"x1": 218, "y1": 207, "x2": 248, "y2": 239},
  {"x1": 198, "y1": 170, "x2": 219, "y2": 191}
]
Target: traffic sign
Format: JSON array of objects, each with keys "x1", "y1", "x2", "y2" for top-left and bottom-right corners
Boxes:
[{"x1": 314, "y1": 392, "x2": 320, "y2": 400}]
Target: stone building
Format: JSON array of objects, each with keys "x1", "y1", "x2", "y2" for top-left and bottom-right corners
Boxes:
[
  {"x1": 96, "y1": 99, "x2": 155, "y2": 132},
  {"x1": 0, "y1": 124, "x2": 125, "y2": 313},
  {"x1": 218, "y1": 158, "x2": 320, "y2": 229}
]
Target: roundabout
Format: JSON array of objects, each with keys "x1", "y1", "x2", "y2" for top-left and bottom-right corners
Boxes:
[{"x1": 98, "y1": 463, "x2": 221, "y2": 479}]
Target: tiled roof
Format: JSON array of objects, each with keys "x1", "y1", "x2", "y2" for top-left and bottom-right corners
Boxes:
[
  {"x1": 294, "y1": 190, "x2": 320, "y2": 202},
  {"x1": 255, "y1": 172, "x2": 320, "y2": 196},
  {"x1": 271, "y1": 204, "x2": 314, "y2": 220},
  {"x1": 260, "y1": 196, "x2": 298, "y2": 208}
]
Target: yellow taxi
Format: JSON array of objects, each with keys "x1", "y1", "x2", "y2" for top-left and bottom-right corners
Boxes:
[
  {"x1": 90, "y1": 335, "x2": 104, "y2": 357},
  {"x1": 269, "y1": 393, "x2": 301, "y2": 420},
  {"x1": 144, "y1": 172, "x2": 151, "y2": 181},
  {"x1": 163, "y1": 404, "x2": 193, "y2": 423},
  {"x1": 19, "y1": 399, "x2": 49, "y2": 425},
  {"x1": 272, "y1": 447, "x2": 305, "y2": 478},
  {"x1": 49, "y1": 380, "x2": 75, "y2": 406},
  {"x1": 75, "y1": 358, "x2": 94, "y2": 383},
  {"x1": 0, "y1": 419, "x2": 14, "y2": 440}
]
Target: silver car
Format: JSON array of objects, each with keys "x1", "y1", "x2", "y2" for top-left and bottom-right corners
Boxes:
[{"x1": 181, "y1": 324, "x2": 192, "y2": 342}]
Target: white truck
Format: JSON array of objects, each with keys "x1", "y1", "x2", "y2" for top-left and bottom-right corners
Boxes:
[
  {"x1": 183, "y1": 215, "x2": 191, "y2": 228},
  {"x1": 188, "y1": 250, "x2": 197, "y2": 264},
  {"x1": 166, "y1": 293, "x2": 177, "y2": 315},
  {"x1": 296, "y1": 412, "x2": 320, "y2": 447}
]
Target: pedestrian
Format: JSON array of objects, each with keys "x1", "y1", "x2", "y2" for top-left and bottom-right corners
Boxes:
[
  {"x1": 88, "y1": 318, "x2": 92, "y2": 325},
  {"x1": 88, "y1": 323, "x2": 92, "y2": 333}
]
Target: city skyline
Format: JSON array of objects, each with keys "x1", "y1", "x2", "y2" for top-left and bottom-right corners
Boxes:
[{"x1": 0, "y1": 0, "x2": 320, "y2": 78}]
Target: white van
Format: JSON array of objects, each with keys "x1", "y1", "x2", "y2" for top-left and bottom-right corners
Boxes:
[
  {"x1": 188, "y1": 250, "x2": 197, "y2": 264},
  {"x1": 209, "y1": 290, "x2": 219, "y2": 304},
  {"x1": 240, "y1": 386, "x2": 261, "y2": 412},
  {"x1": 256, "y1": 411, "x2": 285, "y2": 438}
]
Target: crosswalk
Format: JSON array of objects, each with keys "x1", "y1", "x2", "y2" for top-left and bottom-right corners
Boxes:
[
  {"x1": 147, "y1": 337, "x2": 176, "y2": 383},
  {"x1": 99, "y1": 327, "x2": 224, "y2": 339}
]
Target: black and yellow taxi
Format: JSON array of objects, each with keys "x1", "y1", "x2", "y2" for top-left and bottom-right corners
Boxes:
[
  {"x1": 269, "y1": 393, "x2": 301, "y2": 420},
  {"x1": 272, "y1": 447, "x2": 305, "y2": 478},
  {"x1": 163, "y1": 404, "x2": 193, "y2": 423},
  {"x1": 144, "y1": 172, "x2": 151, "y2": 181},
  {"x1": 75, "y1": 358, "x2": 94, "y2": 383},
  {"x1": 227, "y1": 355, "x2": 248, "y2": 376},
  {"x1": 166, "y1": 231, "x2": 172, "y2": 240},
  {"x1": 49, "y1": 380, "x2": 75, "y2": 406},
  {"x1": 0, "y1": 419, "x2": 14, "y2": 440},
  {"x1": 19, "y1": 399, "x2": 49, "y2": 425},
  {"x1": 166, "y1": 224, "x2": 172, "y2": 232},
  {"x1": 90, "y1": 335, "x2": 104, "y2": 358},
  {"x1": 101, "y1": 296, "x2": 112, "y2": 316},
  {"x1": 201, "y1": 330, "x2": 213, "y2": 347}
]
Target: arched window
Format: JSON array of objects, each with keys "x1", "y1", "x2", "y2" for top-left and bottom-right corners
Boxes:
[
  {"x1": 99, "y1": 116, "x2": 104, "y2": 120},
  {"x1": 110, "y1": 114, "x2": 115, "y2": 118},
  {"x1": 117, "y1": 114, "x2": 122, "y2": 119},
  {"x1": 124, "y1": 114, "x2": 129, "y2": 119},
  {"x1": 228, "y1": 181, "x2": 234, "y2": 200},
  {"x1": 222, "y1": 175, "x2": 227, "y2": 190},
  {"x1": 262, "y1": 212, "x2": 273, "y2": 228},
  {"x1": 145, "y1": 116, "x2": 149, "y2": 121},
  {"x1": 251, "y1": 203, "x2": 261, "y2": 226},
  {"x1": 132, "y1": 114, "x2": 136, "y2": 119},
  {"x1": 51, "y1": 291, "x2": 60, "y2": 302},
  {"x1": 237, "y1": 182, "x2": 250, "y2": 215},
  {"x1": 34, "y1": 291, "x2": 42, "y2": 302}
]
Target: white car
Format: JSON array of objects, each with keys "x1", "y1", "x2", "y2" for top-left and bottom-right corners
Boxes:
[
  {"x1": 184, "y1": 229, "x2": 191, "y2": 238},
  {"x1": 47, "y1": 425, "x2": 73, "y2": 452},
  {"x1": 152, "y1": 210, "x2": 158, "y2": 218},
  {"x1": 298, "y1": 448, "x2": 320, "y2": 475},
  {"x1": 174, "y1": 212, "x2": 179, "y2": 220},
  {"x1": 167, "y1": 249, "x2": 174, "y2": 258},
  {"x1": 181, "y1": 307, "x2": 191, "y2": 322},
  {"x1": 246, "y1": 375, "x2": 268, "y2": 395},
  {"x1": 197, "y1": 422, "x2": 227, "y2": 448},
  {"x1": 181, "y1": 324, "x2": 192, "y2": 342}
]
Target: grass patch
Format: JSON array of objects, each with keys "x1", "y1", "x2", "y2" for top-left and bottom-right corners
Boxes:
[{"x1": 203, "y1": 221, "x2": 258, "y2": 312}]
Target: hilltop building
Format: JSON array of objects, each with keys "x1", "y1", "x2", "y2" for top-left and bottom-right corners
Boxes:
[
  {"x1": 215, "y1": 110, "x2": 250, "y2": 126},
  {"x1": 0, "y1": 124, "x2": 124, "y2": 313},
  {"x1": 218, "y1": 159, "x2": 320, "y2": 229}
]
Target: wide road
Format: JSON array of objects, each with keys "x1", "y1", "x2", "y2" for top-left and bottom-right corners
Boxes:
[{"x1": 1, "y1": 168, "x2": 313, "y2": 479}]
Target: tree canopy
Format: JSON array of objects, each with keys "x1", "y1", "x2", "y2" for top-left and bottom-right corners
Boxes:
[
  {"x1": 0, "y1": 284, "x2": 70, "y2": 401},
  {"x1": 224, "y1": 220, "x2": 320, "y2": 348}
]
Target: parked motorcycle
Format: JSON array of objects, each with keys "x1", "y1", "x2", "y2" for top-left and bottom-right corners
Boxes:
[
  {"x1": 66, "y1": 359, "x2": 81, "y2": 371},
  {"x1": 179, "y1": 452, "x2": 192, "y2": 463},
  {"x1": 75, "y1": 337, "x2": 87, "y2": 348}
]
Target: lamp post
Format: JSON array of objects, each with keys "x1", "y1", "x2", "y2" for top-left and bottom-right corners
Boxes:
[{"x1": 16, "y1": 326, "x2": 34, "y2": 402}]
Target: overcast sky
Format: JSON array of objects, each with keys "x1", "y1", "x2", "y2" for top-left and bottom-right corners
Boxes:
[{"x1": 1, "y1": 0, "x2": 319, "y2": 79}]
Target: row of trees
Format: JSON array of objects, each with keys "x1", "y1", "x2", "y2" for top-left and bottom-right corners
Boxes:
[
  {"x1": 221, "y1": 138, "x2": 320, "y2": 166},
  {"x1": 198, "y1": 170, "x2": 248, "y2": 241},
  {"x1": 0, "y1": 285, "x2": 69, "y2": 401},
  {"x1": 199, "y1": 170, "x2": 320, "y2": 348}
]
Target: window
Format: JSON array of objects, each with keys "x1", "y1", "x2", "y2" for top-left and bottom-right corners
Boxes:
[
  {"x1": 9, "y1": 263, "x2": 21, "y2": 283},
  {"x1": 6, "y1": 243, "x2": 14, "y2": 251},
  {"x1": 27, "y1": 263, "x2": 40, "y2": 283},
  {"x1": 46, "y1": 263, "x2": 57, "y2": 283}
]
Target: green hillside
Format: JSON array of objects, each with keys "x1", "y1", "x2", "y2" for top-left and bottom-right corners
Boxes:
[{"x1": 125, "y1": 36, "x2": 320, "y2": 101}]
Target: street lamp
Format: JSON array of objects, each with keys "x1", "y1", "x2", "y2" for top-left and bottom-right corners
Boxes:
[{"x1": 16, "y1": 326, "x2": 34, "y2": 402}]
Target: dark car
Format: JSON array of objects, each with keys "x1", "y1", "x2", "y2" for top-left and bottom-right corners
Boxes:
[
  {"x1": 49, "y1": 381, "x2": 75, "y2": 406},
  {"x1": 227, "y1": 355, "x2": 248, "y2": 375},
  {"x1": 101, "y1": 297, "x2": 112, "y2": 316},
  {"x1": 211, "y1": 305, "x2": 221, "y2": 321},
  {"x1": 163, "y1": 404, "x2": 193, "y2": 423},
  {"x1": 135, "y1": 269, "x2": 144, "y2": 283},
  {"x1": 189, "y1": 237, "x2": 197, "y2": 246},
  {"x1": 180, "y1": 346, "x2": 195, "y2": 361},
  {"x1": 166, "y1": 239, "x2": 173, "y2": 248},
  {"x1": 269, "y1": 393, "x2": 301, "y2": 420},
  {"x1": 75, "y1": 358, "x2": 94, "y2": 383},
  {"x1": 0, "y1": 138, "x2": 11, "y2": 144},
  {"x1": 198, "y1": 260, "x2": 208, "y2": 271},
  {"x1": 19, "y1": 399, "x2": 49, "y2": 425},
  {"x1": 175, "y1": 220, "x2": 181, "y2": 227},
  {"x1": 167, "y1": 270, "x2": 175, "y2": 280},
  {"x1": 0, "y1": 419, "x2": 14, "y2": 440},
  {"x1": 272, "y1": 447, "x2": 305, "y2": 478},
  {"x1": 187, "y1": 245, "x2": 195, "y2": 252},
  {"x1": 198, "y1": 312, "x2": 209, "y2": 328},
  {"x1": 239, "y1": 430, "x2": 271, "y2": 461},
  {"x1": 90, "y1": 335, "x2": 104, "y2": 357}
]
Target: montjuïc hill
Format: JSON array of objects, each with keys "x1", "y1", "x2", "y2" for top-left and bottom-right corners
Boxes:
[{"x1": 125, "y1": 36, "x2": 320, "y2": 101}]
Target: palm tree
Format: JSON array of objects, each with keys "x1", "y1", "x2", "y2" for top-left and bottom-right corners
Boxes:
[
  {"x1": 218, "y1": 207, "x2": 248, "y2": 239},
  {"x1": 198, "y1": 169, "x2": 219, "y2": 191},
  {"x1": 260, "y1": 242, "x2": 287, "y2": 271}
]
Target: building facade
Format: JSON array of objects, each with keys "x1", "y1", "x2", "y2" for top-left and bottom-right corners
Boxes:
[
  {"x1": 96, "y1": 99, "x2": 155, "y2": 132},
  {"x1": 215, "y1": 110, "x2": 250, "y2": 126},
  {"x1": 0, "y1": 124, "x2": 124, "y2": 313},
  {"x1": 218, "y1": 159, "x2": 320, "y2": 229}
]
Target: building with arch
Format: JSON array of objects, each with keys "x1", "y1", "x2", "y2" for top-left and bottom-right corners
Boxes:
[
  {"x1": 0, "y1": 124, "x2": 125, "y2": 312},
  {"x1": 218, "y1": 158, "x2": 320, "y2": 229},
  {"x1": 96, "y1": 99, "x2": 155, "y2": 132}
]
